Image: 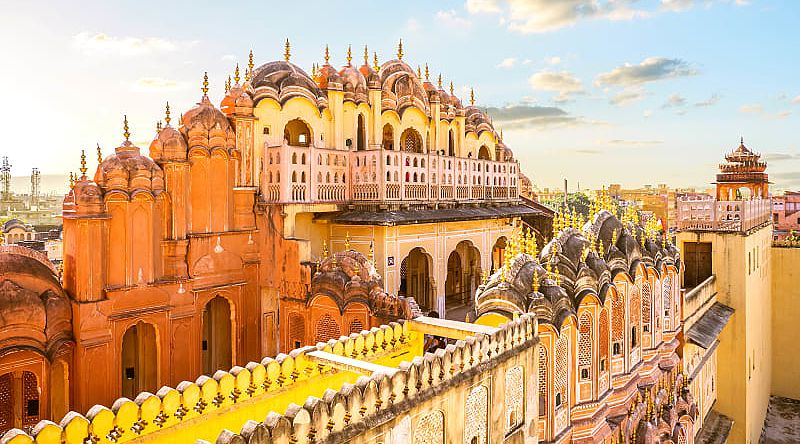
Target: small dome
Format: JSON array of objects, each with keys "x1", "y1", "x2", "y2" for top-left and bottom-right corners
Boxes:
[
  {"x1": 71, "y1": 178, "x2": 104, "y2": 214},
  {"x1": 95, "y1": 140, "x2": 165, "y2": 196},
  {"x1": 253, "y1": 60, "x2": 322, "y2": 94},
  {"x1": 181, "y1": 96, "x2": 233, "y2": 134},
  {"x1": 339, "y1": 65, "x2": 368, "y2": 103},
  {"x1": 220, "y1": 85, "x2": 254, "y2": 117},
  {"x1": 149, "y1": 125, "x2": 188, "y2": 162}
]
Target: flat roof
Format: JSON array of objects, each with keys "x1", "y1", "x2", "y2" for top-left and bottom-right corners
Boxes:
[{"x1": 314, "y1": 203, "x2": 548, "y2": 226}]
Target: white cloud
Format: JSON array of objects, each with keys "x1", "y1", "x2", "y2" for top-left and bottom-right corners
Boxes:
[
  {"x1": 595, "y1": 57, "x2": 697, "y2": 87},
  {"x1": 662, "y1": 93, "x2": 687, "y2": 108},
  {"x1": 609, "y1": 88, "x2": 645, "y2": 106},
  {"x1": 496, "y1": 57, "x2": 517, "y2": 69},
  {"x1": 695, "y1": 93, "x2": 721, "y2": 107},
  {"x1": 404, "y1": 18, "x2": 422, "y2": 33},
  {"x1": 465, "y1": 0, "x2": 501, "y2": 14},
  {"x1": 130, "y1": 77, "x2": 190, "y2": 92},
  {"x1": 221, "y1": 54, "x2": 237, "y2": 62},
  {"x1": 522, "y1": 59, "x2": 533, "y2": 65},
  {"x1": 72, "y1": 31, "x2": 190, "y2": 56},
  {"x1": 529, "y1": 70, "x2": 584, "y2": 102},
  {"x1": 545, "y1": 56, "x2": 562, "y2": 65},
  {"x1": 792, "y1": 96, "x2": 800, "y2": 104},
  {"x1": 661, "y1": 0, "x2": 695, "y2": 11},
  {"x1": 436, "y1": 9, "x2": 472, "y2": 28},
  {"x1": 772, "y1": 111, "x2": 792, "y2": 120},
  {"x1": 643, "y1": 110, "x2": 653, "y2": 118},
  {"x1": 739, "y1": 104, "x2": 763, "y2": 114}
]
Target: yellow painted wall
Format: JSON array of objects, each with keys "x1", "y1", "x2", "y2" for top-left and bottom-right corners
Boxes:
[
  {"x1": 677, "y1": 225, "x2": 772, "y2": 444},
  {"x1": 770, "y1": 246, "x2": 800, "y2": 399}
]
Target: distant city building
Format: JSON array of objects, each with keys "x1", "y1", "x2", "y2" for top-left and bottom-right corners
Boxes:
[{"x1": 772, "y1": 191, "x2": 800, "y2": 240}]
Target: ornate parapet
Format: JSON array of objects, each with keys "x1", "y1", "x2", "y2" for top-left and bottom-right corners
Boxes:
[{"x1": 0, "y1": 314, "x2": 537, "y2": 444}]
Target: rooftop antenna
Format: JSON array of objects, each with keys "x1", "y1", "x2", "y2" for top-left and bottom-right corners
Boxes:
[{"x1": 0, "y1": 156, "x2": 11, "y2": 201}]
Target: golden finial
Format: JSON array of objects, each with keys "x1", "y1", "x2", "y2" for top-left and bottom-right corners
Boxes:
[
  {"x1": 247, "y1": 49, "x2": 254, "y2": 81},
  {"x1": 322, "y1": 240, "x2": 328, "y2": 259},
  {"x1": 482, "y1": 269, "x2": 488, "y2": 284},
  {"x1": 284, "y1": 38, "x2": 291, "y2": 62},
  {"x1": 79, "y1": 150, "x2": 87, "y2": 177},
  {"x1": 346, "y1": 45, "x2": 352, "y2": 65},
  {"x1": 96, "y1": 143, "x2": 102, "y2": 163},
  {"x1": 344, "y1": 232, "x2": 351, "y2": 250},
  {"x1": 324, "y1": 45, "x2": 330, "y2": 64},
  {"x1": 332, "y1": 252, "x2": 337, "y2": 267},
  {"x1": 234, "y1": 64, "x2": 241, "y2": 84},
  {"x1": 449, "y1": 81, "x2": 454, "y2": 95},
  {"x1": 373, "y1": 51, "x2": 380, "y2": 72},
  {"x1": 424, "y1": 64, "x2": 430, "y2": 81},
  {"x1": 201, "y1": 72, "x2": 209, "y2": 96},
  {"x1": 123, "y1": 115, "x2": 130, "y2": 141},
  {"x1": 354, "y1": 261, "x2": 360, "y2": 276},
  {"x1": 598, "y1": 239, "x2": 604, "y2": 257},
  {"x1": 438, "y1": 74, "x2": 443, "y2": 89},
  {"x1": 69, "y1": 172, "x2": 74, "y2": 189},
  {"x1": 165, "y1": 101, "x2": 171, "y2": 126},
  {"x1": 417, "y1": 65, "x2": 422, "y2": 78},
  {"x1": 363, "y1": 45, "x2": 369, "y2": 65},
  {"x1": 397, "y1": 39, "x2": 404, "y2": 60},
  {"x1": 470, "y1": 88, "x2": 475, "y2": 106},
  {"x1": 225, "y1": 76, "x2": 230, "y2": 93},
  {"x1": 532, "y1": 268, "x2": 540, "y2": 293},
  {"x1": 156, "y1": 120, "x2": 162, "y2": 131}
]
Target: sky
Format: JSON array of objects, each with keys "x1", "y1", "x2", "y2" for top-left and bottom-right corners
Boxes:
[{"x1": 1, "y1": 0, "x2": 798, "y2": 193}]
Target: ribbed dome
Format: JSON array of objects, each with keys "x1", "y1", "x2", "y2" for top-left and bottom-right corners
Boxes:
[
  {"x1": 95, "y1": 140, "x2": 165, "y2": 196},
  {"x1": 149, "y1": 124, "x2": 188, "y2": 162},
  {"x1": 339, "y1": 65, "x2": 368, "y2": 103},
  {"x1": 252, "y1": 60, "x2": 321, "y2": 95}
]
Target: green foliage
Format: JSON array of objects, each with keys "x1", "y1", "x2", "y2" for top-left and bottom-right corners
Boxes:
[{"x1": 566, "y1": 192, "x2": 592, "y2": 218}]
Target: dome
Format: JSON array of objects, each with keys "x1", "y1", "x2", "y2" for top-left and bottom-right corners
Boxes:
[
  {"x1": 180, "y1": 96, "x2": 237, "y2": 152},
  {"x1": 339, "y1": 65, "x2": 368, "y2": 103},
  {"x1": 95, "y1": 139, "x2": 165, "y2": 196},
  {"x1": 0, "y1": 245, "x2": 72, "y2": 355},
  {"x1": 70, "y1": 178, "x2": 104, "y2": 214},
  {"x1": 149, "y1": 124, "x2": 188, "y2": 162},
  {"x1": 380, "y1": 59, "x2": 430, "y2": 114},
  {"x1": 252, "y1": 60, "x2": 326, "y2": 105}
]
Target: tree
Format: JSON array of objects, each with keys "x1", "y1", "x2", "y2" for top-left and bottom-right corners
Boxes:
[{"x1": 566, "y1": 192, "x2": 592, "y2": 218}]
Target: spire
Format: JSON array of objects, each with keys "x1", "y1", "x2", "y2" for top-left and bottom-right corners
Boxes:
[
  {"x1": 123, "y1": 115, "x2": 130, "y2": 142},
  {"x1": 373, "y1": 52, "x2": 379, "y2": 72},
  {"x1": 425, "y1": 64, "x2": 430, "y2": 81},
  {"x1": 165, "y1": 101, "x2": 171, "y2": 126},
  {"x1": 97, "y1": 143, "x2": 102, "y2": 164},
  {"x1": 247, "y1": 49, "x2": 254, "y2": 81},
  {"x1": 397, "y1": 39, "x2": 404, "y2": 60},
  {"x1": 156, "y1": 121, "x2": 162, "y2": 131},
  {"x1": 225, "y1": 76, "x2": 230, "y2": 93},
  {"x1": 324, "y1": 45, "x2": 330, "y2": 64},
  {"x1": 234, "y1": 63, "x2": 241, "y2": 84},
  {"x1": 438, "y1": 74, "x2": 443, "y2": 89},
  {"x1": 69, "y1": 172, "x2": 74, "y2": 189},
  {"x1": 449, "y1": 81, "x2": 454, "y2": 96},
  {"x1": 417, "y1": 65, "x2": 421, "y2": 78},
  {"x1": 284, "y1": 38, "x2": 291, "y2": 62},
  {"x1": 201, "y1": 72, "x2": 209, "y2": 96},
  {"x1": 470, "y1": 88, "x2": 475, "y2": 106},
  {"x1": 368, "y1": 239, "x2": 374, "y2": 263},
  {"x1": 363, "y1": 45, "x2": 369, "y2": 65},
  {"x1": 344, "y1": 232, "x2": 351, "y2": 250},
  {"x1": 346, "y1": 45, "x2": 352, "y2": 65},
  {"x1": 79, "y1": 149, "x2": 87, "y2": 177}
]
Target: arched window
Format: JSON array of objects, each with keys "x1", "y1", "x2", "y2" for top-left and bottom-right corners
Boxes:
[
  {"x1": 382, "y1": 124, "x2": 394, "y2": 150},
  {"x1": 301, "y1": 172, "x2": 306, "y2": 183},
  {"x1": 202, "y1": 296, "x2": 232, "y2": 375},
  {"x1": 284, "y1": 119, "x2": 311, "y2": 147},
  {"x1": 578, "y1": 312, "x2": 593, "y2": 382},
  {"x1": 356, "y1": 114, "x2": 366, "y2": 151},
  {"x1": 291, "y1": 153, "x2": 297, "y2": 164},
  {"x1": 400, "y1": 128, "x2": 423, "y2": 153},
  {"x1": 448, "y1": 129, "x2": 455, "y2": 156},
  {"x1": 301, "y1": 153, "x2": 306, "y2": 165},
  {"x1": 478, "y1": 145, "x2": 491, "y2": 160},
  {"x1": 292, "y1": 171, "x2": 297, "y2": 183}
]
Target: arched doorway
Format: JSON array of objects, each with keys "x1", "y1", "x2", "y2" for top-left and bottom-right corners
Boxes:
[
  {"x1": 400, "y1": 128, "x2": 423, "y2": 153},
  {"x1": 491, "y1": 237, "x2": 507, "y2": 272},
  {"x1": 0, "y1": 371, "x2": 41, "y2": 433},
  {"x1": 283, "y1": 119, "x2": 311, "y2": 147},
  {"x1": 121, "y1": 322, "x2": 158, "y2": 400},
  {"x1": 478, "y1": 145, "x2": 491, "y2": 160},
  {"x1": 382, "y1": 124, "x2": 394, "y2": 150},
  {"x1": 399, "y1": 248, "x2": 433, "y2": 312},
  {"x1": 356, "y1": 114, "x2": 366, "y2": 151},
  {"x1": 202, "y1": 296, "x2": 233, "y2": 375},
  {"x1": 445, "y1": 241, "x2": 482, "y2": 319}
]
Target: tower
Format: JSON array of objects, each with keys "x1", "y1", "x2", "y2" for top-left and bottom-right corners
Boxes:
[
  {"x1": 0, "y1": 156, "x2": 11, "y2": 201},
  {"x1": 676, "y1": 138, "x2": 772, "y2": 444},
  {"x1": 30, "y1": 168, "x2": 40, "y2": 208}
]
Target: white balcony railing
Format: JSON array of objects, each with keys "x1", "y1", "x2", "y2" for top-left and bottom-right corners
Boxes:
[
  {"x1": 262, "y1": 144, "x2": 521, "y2": 204},
  {"x1": 677, "y1": 196, "x2": 771, "y2": 232}
]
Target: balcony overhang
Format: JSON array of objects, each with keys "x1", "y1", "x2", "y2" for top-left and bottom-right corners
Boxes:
[
  {"x1": 686, "y1": 302, "x2": 735, "y2": 349},
  {"x1": 313, "y1": 203, "x2": 546, "y2": 226}
]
